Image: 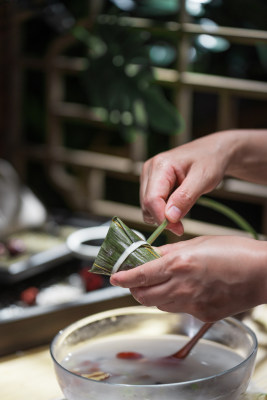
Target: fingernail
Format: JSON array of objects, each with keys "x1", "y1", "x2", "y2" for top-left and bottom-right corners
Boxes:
[{"x1": 166, "y1": 205, "x2": 182, "y2": 223}]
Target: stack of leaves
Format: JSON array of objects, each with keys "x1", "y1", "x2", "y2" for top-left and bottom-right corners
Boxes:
[{"x1": 90, "y1": 217, "x2": 160, "y2": 276}]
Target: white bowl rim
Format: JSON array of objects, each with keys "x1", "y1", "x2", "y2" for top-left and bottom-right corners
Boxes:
[{"x1": 66, "y1": 226, "x2": 146, "y2": 260}]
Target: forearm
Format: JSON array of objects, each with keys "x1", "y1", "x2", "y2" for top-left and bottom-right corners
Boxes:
[{"x1": 222, "y1": 129, "x2": 267, "y2": 184}]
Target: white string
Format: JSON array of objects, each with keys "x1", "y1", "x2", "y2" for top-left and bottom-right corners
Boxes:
[{"x1": 112, "y1": 240, "x2": 147, "y2": 274}]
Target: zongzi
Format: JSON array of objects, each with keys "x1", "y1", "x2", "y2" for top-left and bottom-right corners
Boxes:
[{"x1": 90, "y1": 217, "x2": 160, "y2": 276}]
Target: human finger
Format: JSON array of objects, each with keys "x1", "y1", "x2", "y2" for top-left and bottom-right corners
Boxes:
[
  {"x1": 129, "y1": 277, "x2": 179, "y2": 307},
  {"x1": 110, "y1": 258, "x2": 170, "y2": 289},
  {"x1": 139, "y1": 160, "x2": 156, "y2": 223},
  {"x1": 166, "y1": 221, "x2": 184, "y2": 236},
  {"x1": 140, "y1": 155, "x2": 177, "y2": 224},
  {"x1": 165, "y1": 164, "x2": 218, "y2": 223}
]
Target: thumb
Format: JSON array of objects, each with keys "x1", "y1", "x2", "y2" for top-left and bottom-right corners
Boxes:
[{"x1": 165, "y1": 181, "x2": 202, "y2": 223}]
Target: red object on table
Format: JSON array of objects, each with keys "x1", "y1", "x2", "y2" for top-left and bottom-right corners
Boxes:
[
  {"x1": 20, "y1": 286, "x2": 39, "y2": 305},
  {"x1": 79, "y1": 268, "x2": 104, "y2": 292}
]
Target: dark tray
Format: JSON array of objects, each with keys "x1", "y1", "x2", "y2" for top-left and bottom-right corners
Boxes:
[
  {"x1": 0, "y1": 214, "x2": 108, "y2": 284},
  {"x1": 0, "y1": 286, "x2": 138, "y2": 356}
]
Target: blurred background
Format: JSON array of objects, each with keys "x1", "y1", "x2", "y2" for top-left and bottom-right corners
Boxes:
[{"x1": 1, "y1": 0, "x2": 267, "y2": 353}]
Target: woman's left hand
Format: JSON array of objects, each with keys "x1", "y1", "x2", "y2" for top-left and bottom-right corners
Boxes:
[{"x1": 110, "y1": 235, "x2": 267, "y2": 321}]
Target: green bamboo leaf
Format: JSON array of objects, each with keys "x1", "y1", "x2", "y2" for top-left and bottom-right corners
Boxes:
[
  {"x1": 196, "y1": 197, "x2": 258, "y2": 239},
  {"x1": 143, "y1": 85, "x2": 183, "y2": 134},
  {"x1": 147, "y1": 219, "x2": 168, "y2": 244},
  {"x1": 73, "y1": 19, "x2": 182, "y2": 139},
  {"x1": 91, "y1": 217, "x2": 160, "y2": 276}
]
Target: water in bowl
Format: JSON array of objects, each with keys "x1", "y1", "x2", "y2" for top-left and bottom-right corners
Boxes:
[{"x1": 62, "y1": 334, "x2": 244, "y2": 385}]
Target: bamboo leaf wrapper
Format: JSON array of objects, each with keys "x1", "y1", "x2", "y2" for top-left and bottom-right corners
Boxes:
[{"x1": 90, "y1": 217, "x2": 160, "y2": 276}]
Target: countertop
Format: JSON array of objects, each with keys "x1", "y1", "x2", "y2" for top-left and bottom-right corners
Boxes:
[{"x1": 0, "y1": 345, "x2": 62, "y2": 400}]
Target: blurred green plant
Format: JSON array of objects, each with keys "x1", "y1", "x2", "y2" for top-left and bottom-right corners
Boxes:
[
  {"x1": 197, "y1": 197, "x2": 258, "y2": 239},
  {"x1": 72, "y1": 16, "x2": 183, "y2": 142}
]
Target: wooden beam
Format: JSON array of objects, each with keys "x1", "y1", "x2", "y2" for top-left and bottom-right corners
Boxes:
[
  {"x1": 183, "y1": 23, "x2": 267, "y2": 45},
  {"x1": 155, "y1": 68, "x2": 267, "y2": 98},
  {"x1": 22, "y1": 145, "x2": 143, "y2": 176},
  {"x1": 113, "y1": 15, "x2": 267, "y2": 45}
]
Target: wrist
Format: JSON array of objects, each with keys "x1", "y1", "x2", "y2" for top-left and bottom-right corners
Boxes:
[
  {"x1": 223, "y1": 129, "x2": 267, "y2": 182},
  {"x1": 201, "y1": 130, "x2": 243, "y2": 177},
  {"x1": 219, "y1": 130, "x2": 251, "y2": 177}
]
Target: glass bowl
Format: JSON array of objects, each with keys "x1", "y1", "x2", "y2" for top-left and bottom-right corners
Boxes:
[{"x1": 50, "y1": 306, "x2": 257, "y2": 400}]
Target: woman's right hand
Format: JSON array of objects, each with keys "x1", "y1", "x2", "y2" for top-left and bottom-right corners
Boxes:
[
  {"x1": 140, "y1": 129, "x2": 267, "y2": 235},
  {"x1": 140, "y1": 132, "x2": 232, "y2": 235}
]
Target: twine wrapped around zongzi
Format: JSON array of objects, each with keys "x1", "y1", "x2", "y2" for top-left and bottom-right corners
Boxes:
[{"x1": 90, "y1": 217, "x2": 161, "y2": 276}]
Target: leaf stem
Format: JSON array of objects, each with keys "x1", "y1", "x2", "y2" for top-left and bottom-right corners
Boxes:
[
  {"x1": 197, "y1": 197, "x2": 258, "y2": 239},
  {"x1": 146, "y1": 196, "x2": 258, "y2": 246},
  {"x1": 147, "y1": 219, "x2": 168, "y2": 245}
]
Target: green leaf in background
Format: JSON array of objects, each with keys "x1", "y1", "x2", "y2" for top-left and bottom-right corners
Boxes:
[
  {"x1": 142, "y1": 84, "x2": 184, "y2": 135},
  {"x1": 197, "y1": 196, "x2": 258, "y2": 239},
  {"x1": 135, "y1": 0, "x2": 180, "y2": 16},
  {"x1": 71, "y1": 17, "x2": 182, "y2": 141}
]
